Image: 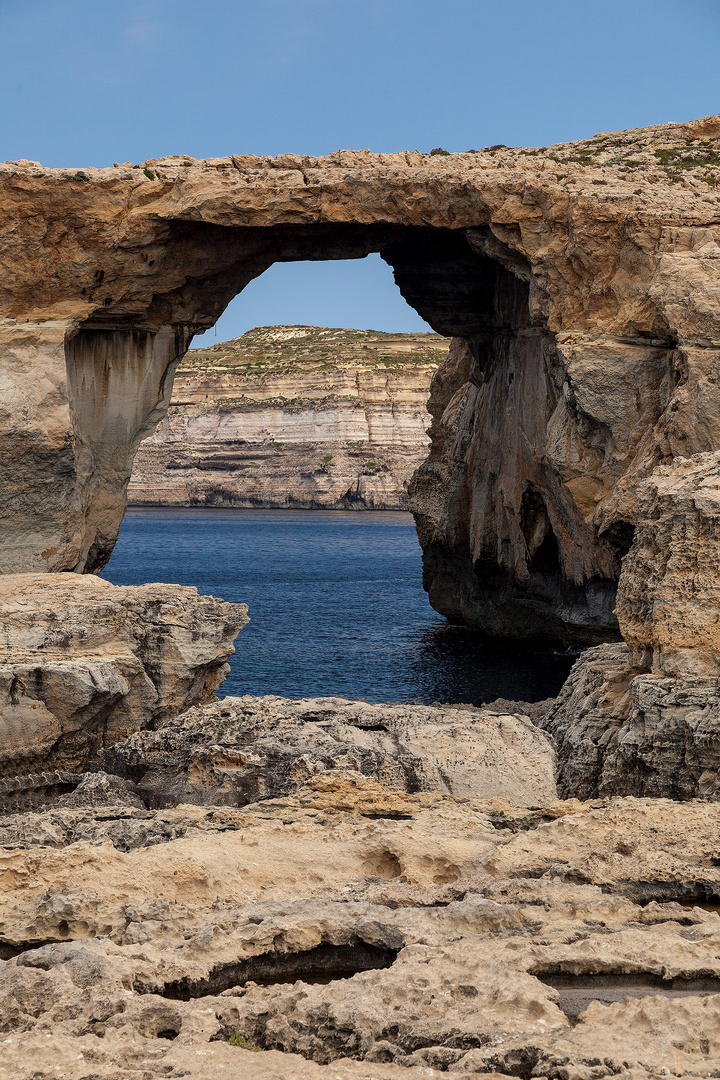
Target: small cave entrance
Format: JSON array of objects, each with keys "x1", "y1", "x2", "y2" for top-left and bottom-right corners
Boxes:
[
  {"x1": 140, "y1": 940, "x2": 400, "y2": 1000},
  {"x1": 628, "y1": 880, "x2": 720, "y2": 910},
  {"x1": 519, "y1": 485, "x2": 561, "y2": 578}
]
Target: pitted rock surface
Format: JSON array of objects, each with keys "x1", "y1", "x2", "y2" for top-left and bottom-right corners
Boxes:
[
  {"x1": 538, "y1": 452, "x2": 720, "y2": 800},
  {"x1": 0, "y1": 573, "x2": 248, "y2": 775},
  {"x1": 2, "y1": 777, "x2": 720, "y2": 1077},
  {"x1": 541, "y1": 643, "x2": 720, "y2": 801},
  {"x1": 617, "y1": 449, "x2": 720, "y2": 677},
  {"x1": 4, "y1": 116, "x2": 720, "y2": 640},
  {"x1": 100, "y1": 694, "x2": 557, "y2": 808}
]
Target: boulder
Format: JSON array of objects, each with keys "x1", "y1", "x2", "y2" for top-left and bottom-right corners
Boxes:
[
  {"x1": 0, "y1": 573, "x2": 248, "y2": 774},
  {"x1": 102, "y1": 693, "x2": 557, "y2": 808}
]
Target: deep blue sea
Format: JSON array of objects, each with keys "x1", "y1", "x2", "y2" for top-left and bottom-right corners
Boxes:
[{"x1": 101, "y1": 508, "x2": 574, "y2": 705}]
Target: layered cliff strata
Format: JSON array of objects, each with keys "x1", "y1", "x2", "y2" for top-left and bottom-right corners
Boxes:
[
  {"x1": 3, "y1": 116, "x2": 720, "y2": 640},
  {"x1": 0, "y1": 573, "x2": 247, "y2": 777},
  {"x1": 3, "y1": 775, "x2": 720, "y2": 1077},
  {"x1": 127, "y1": 325, "x2": 443, "y2": 510},
  {"x1": 542, "y1": 451, "x2": 720, "y2": 798}
]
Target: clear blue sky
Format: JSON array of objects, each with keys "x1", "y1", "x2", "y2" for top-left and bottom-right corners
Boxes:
[{"x1": 2, "y1": 0, "x2": 718, "y2": 342}]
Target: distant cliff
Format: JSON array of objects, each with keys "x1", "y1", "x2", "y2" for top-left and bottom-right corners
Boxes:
[{"x1": 127, "y1": 326, "x2": 447, "y2": 510}]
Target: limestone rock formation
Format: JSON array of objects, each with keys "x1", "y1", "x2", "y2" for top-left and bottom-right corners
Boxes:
[
  {"x1": 101, "y1": 693, "x2": 557, "y2": 808},
  {"x1": 539, "y1": 642, "x2": 720, "y2": 799},
  {"x1": 616, "y1": 449, "x2": 720, "y2": 676},
  {"x1": 3, "y1": 117, "x2": 720, "y2": 640},
  {"x1": 3, "y1": 777, "x2": 720, "y2": 1077},
  {"x1": 541, "y1": 451, "x2": 720, "y2": 798},
  {"x1": 128, "y1": 326, "x2": 444, "y2": 510},
  {"x1": 0, "y1": 573, "x2": 248, "y2": 776}
]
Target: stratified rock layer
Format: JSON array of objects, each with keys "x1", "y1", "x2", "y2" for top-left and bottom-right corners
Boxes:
[
  {"x1": 0, "y1": 573, "x2": 248, "y2": 775},
  {"x1": 3, "y1": 777, "x2": 720, "y2": 1077},
  {"x1": 128, "y1": 326, "x2": 444, "y2": 510},
  {"x1": 3, "y1": 117, "x2": 720, "y2": 639},
  {"x1": 101, "y1": 694, "x2": 557, "y2": 808}
]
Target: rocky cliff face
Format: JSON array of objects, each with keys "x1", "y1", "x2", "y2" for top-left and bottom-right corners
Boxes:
[
  {"x1": 542, "y1": 451, "x2": 720, "y2": 798},
  {"x1": 3, "y1": 116, "x2": 720, "y2": 642},
  {"x1": 127, "y1": 326, "x2": 443, "y2": 510}
]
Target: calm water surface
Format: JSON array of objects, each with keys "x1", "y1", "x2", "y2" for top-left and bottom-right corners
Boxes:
[{"x1": 102, "y1": 508, "x2": 574, "y2": 705}]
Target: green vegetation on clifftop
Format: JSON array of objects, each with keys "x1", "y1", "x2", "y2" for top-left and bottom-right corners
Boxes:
[{"x1": 182, "y1": 325, "x2": 448, "y2": 377}]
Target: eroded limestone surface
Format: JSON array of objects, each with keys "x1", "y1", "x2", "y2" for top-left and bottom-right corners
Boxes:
[
  {"x1": 0, "y1": 573, "x2": 248, "y2": 777},
  {"x1": 4, "y1": 117, "x2": 720, "y2": 639},
  {"x1": 540, "y1": 643, "x2": 720, "y2": 801},
  {"x1": 616, "y1": 450, "x2": 720, "y2": 677},
  {"x1": 100, "y1": 694, "x2": 557, "y2": 809},
  {"x1": 542, "y1": 451, "x2": 720, "y2": 799},
  {"x1": 2, "y1": 776, "x2": 720, "y2": 1078}
]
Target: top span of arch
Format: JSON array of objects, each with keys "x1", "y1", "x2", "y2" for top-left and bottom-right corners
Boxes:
[{"x1": 2, "y1": 113, "x2": 720, "y2": 347}]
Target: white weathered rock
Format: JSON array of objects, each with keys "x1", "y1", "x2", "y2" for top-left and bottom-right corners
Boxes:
[
  {"x1": 0, "y1": 573, "x2": 248, "y2": 773},
  {"x1": 128, "y1": 326, "x2": 442, "y2": 510}
]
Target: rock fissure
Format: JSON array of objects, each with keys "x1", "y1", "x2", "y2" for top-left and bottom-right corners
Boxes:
[{"x1": 144, "y1": 942, "x2": 401, "y2": 1000}]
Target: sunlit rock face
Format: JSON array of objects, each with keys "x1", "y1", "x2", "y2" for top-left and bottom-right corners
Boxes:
[
  {"x1": 538, "y1": 451, "x2": 720, "y2": 798},
  {"x1": 2, "y1": 114, "x2": 720, "y2": 640},
  {"x1": 0, "y1": 573, "x2": 248, "y2": 775},
  {"x1": 127, "y1": 326, "x2": 444, "y2": 510}
]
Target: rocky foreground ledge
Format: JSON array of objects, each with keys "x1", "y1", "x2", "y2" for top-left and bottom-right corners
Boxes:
[{"x1": 2, "y1": 769, "x2": 720, "y2": 1079}]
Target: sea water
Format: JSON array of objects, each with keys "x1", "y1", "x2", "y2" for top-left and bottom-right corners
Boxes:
[{"x1": 101, "y1": 507, "x2": 574, "y2": 705}]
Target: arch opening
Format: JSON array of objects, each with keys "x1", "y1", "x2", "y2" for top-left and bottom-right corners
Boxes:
[{"x1": 65, "y1": 223, "x2": 540, "y2": 576}]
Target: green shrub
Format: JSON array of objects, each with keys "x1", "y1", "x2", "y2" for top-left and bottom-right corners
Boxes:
[{"x1": 228, "y1": 1033, "x2": 263, "y2": 1051}]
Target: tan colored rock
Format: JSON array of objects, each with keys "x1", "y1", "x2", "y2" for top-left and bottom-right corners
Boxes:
[
  {"x1": 3, "y1": 118, "x2": 720, "y2": 640},
  {"x1": 0, "y1": 573, "x2": 248, "y2": 774},
  {"x1": 536, "y1": 452, "x2": 720, "y2": 800},
  {"x1": 540, "y1": 642, "x2": 720, "y2": 800},
  {"x1": 101, "y1": 693, "x2": 557, "y2": 808},
  {"x1": 3, "y1": 780, "x2": 720, "y2": 1076},
  {"x1": 616, "y1": 449, "x2": 720, "y2": 676},
  {"x1": 0, "y1": 1040, "x2": 484, "y2": 1080},
  {"x1": 128, "y1": 326, "x2": 444, "y2": 510}
]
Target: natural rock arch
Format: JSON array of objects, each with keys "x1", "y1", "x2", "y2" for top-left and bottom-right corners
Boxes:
[{"x1": 2, "y1": 114, "x2": 720, "y2": 641}]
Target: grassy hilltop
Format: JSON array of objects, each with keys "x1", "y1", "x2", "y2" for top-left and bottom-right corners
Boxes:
[{"x1": 181, "y1": 325, "x2": 449, "y2": 377}]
